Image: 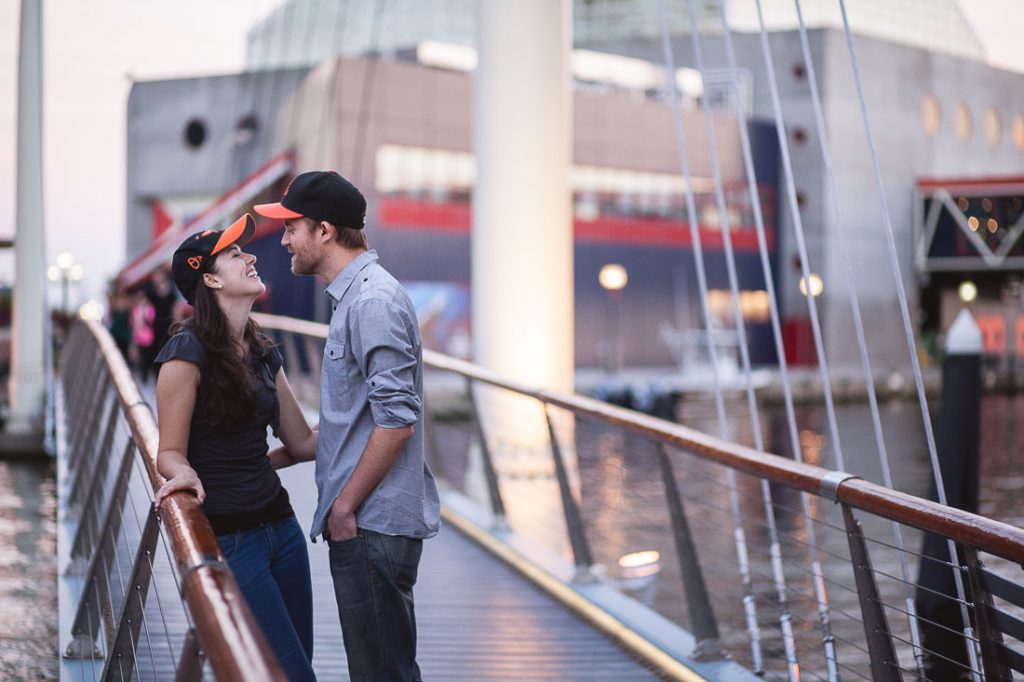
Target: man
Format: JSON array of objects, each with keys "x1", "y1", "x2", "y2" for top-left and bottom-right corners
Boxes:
[{"x1": 256, "y1": 171, "x2": 440, "y2": 682}]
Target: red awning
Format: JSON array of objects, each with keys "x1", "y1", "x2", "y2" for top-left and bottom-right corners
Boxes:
[
  {"x1": 916, "y1": 175, "x2": 1024, "y2": 195},
  {"x1": 117, "y1": 151, "x2": 294, "y2": 288}
]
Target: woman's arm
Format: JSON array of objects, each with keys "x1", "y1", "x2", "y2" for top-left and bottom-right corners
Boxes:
[
  {"x1": 153, "y1": 359, "x2": 205, "y2": 510},
  {"x1": 270, "y1": 368, "x2": 317, "y2": 469}
]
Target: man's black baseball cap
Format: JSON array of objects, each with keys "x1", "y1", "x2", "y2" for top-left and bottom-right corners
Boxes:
[
  {"x1": 254, "y1": 170, "x2": 367, "y2": 229},
  {"x1": 170, "y1": 213, "x2": 256, "y2": 304}
]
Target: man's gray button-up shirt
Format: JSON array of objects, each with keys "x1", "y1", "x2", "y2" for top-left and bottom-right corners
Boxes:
[{"x1": 310, "y1": 250, "x2": 440, "y2": 541}]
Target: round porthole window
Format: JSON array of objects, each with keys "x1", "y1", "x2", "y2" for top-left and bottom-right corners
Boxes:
[
  {"x1": 954, "y1": 102, "x2": 972, "y2": 142},
  {"x1": 984, "y1": 109, "x2": 1001, "y2": 148},
  {"x1": 234, "y1": 113, "x2": 259, "y2": 146},
  {"x1": 184, "y1": 118, "x2": 207, "y2": 149},
  {"x1": 921, "y1": 95, "x2": 941, "y2": 137},
  {"x1": 1012, "y1": 114, "x2": 1024, "y2": 151}
]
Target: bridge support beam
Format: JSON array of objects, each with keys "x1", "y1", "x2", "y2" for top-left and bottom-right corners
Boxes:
[
  {"x1": 6, "y1": 0, "x2": 48, "y2": 441},
  {"x1": 471, "y1": 0, "x2": 574, "y2": 493}
]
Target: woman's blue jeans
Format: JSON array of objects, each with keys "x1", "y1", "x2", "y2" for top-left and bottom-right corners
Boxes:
[{"x1": 218, "y1": 516, "x2": 316, "y2": 681}]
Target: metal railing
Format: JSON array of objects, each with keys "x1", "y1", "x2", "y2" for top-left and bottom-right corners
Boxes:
[
  {"x1": 256, "y1": 311, "x2": 1024, "y2": 681},
  {"x1": 57, "y1": 319, "x2": 285, "y2": 681}
]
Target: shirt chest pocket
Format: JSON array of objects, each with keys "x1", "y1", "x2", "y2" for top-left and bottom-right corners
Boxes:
[
  {"x1": 325, "y1": 338, "x2": 346, "y2": 362},
  {"x1": 323, "y1": 338, "x2": 359, "y2": 411}
]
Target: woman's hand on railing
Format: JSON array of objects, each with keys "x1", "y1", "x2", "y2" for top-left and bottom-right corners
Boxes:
[{"x1": 154, "y1": 466, "x2": 206, "y2": 510}]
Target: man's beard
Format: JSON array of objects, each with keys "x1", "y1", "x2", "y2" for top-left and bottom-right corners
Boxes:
[{"x1": 290, "y1": 252, "x2": 315, "y2": 275}]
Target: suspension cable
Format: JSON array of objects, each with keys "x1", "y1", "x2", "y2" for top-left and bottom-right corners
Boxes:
[
  {"x1": 350, "y1": 0, "x2": 386, "y2": 184},
  {"x1": 716, "y1": 4, "x2": 840, "y2": 677},
  {"x1": 656, "y1": 1, "x2": 764, "y2": 671},
  {"x1": 834, "y1": 1, "x2": 981, "y2": 677},
  {"x1": 789, "y1": 1, "x2": 926, "y2": 673},
  {"x1": 751, "y1": 0, "x2": 847, "y2": 472},
  {"x1": 682, "y1": 0, "x2": 802, "y2": 676}
]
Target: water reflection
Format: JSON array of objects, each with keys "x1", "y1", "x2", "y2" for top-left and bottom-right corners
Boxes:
[
  {"x1": 0, "y1": 459, "x2": 57, "y2": 681},
  {"x1": 484, "y1": 394, "x2": 1024, "y2": 678}
]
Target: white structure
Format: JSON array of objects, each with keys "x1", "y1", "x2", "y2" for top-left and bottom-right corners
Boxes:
[
  {"x1": 8, "y1": 0, "x2": 47, "y2": 435},
  {"x1": 472, "y1": 0, "x2": 573, "y2": 457}
]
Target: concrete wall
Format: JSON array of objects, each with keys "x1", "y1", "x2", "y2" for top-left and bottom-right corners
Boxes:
[{"x1": 125, "y1": 67, "x2": 309, "y2": 259}]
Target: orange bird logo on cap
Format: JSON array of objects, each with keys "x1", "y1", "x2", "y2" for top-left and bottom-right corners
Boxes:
[{"x1": 187, "y1": 255, "x2": 203, "y2": 270}]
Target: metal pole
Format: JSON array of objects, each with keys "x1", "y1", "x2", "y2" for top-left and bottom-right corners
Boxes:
[
  {"x1": 657, "y1": 444, "x2": 722, "y2": 658},
  {"x1": 544, "y1": 406, "x2": 594, "y2": 579},
  {"x1": 465, "y1": 379, "x2": 507, "y2": 527},
  {"x1": 963, "y1": 546, "x2": 1009, "y2": 680},
  {"x1": 842, "y1": 504, "x2": 902, "y2": 681},
  {"x1": 916, "y1": 308, "x2": 983, "y2": 679},
  {"x1": 7, "y1": 0, "x2": 47, "y2": 435}
]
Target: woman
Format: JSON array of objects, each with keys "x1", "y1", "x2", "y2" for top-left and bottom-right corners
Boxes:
[{"x1": 152, "y1": 214, "x2": 317, "y2": 681}]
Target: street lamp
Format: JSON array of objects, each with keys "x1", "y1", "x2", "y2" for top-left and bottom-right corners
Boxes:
[
  {"x1": 47, "y1": 251, "x2": 83, "y2": 315},
  {"x1": 599, "y1": 264, "x2": 628, "y2": 373}
]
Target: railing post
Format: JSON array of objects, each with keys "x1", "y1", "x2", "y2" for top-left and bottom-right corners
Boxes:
[
  {"x1": 543, "y1": 405, "x2": 595, "y2": 580},
  {"x1": 65, "y1": 441, "x2": 136, "y2": 656},
  {"x1": 67, "y1": 441, "x2": 133, "y2": 575},
  {"x1": 68, "y1": 399, "x2": 119, "y2": 521},
  {"x1": 100, "y1": 508, "x2": 161, "y2": 682},
  {"x1": 423, "y1": 408, "x2": 449, "y2": 483},
  {"x1": 841, "y1": 504, "x2": 902, "y2": 681},
  {"x1": 175, "y1": 629, "x2": 204, "y2": 682},
  {"x1": 963, "y1": 546, "x2": 1009, "y2": 680},
  {"x1": 657, "y1": 443, "x2": 723, "y2": 659},
  {"x1": 67, "y1": 374, "x2": 112, "y2": 497},
  {"x1": 465, "y1": 379, "x2": 507, "y2": 527}
]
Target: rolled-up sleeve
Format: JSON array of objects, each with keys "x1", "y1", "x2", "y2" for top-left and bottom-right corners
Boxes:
[{"x1": 350, "y1": 298, "x2": 422, "y2": 428}]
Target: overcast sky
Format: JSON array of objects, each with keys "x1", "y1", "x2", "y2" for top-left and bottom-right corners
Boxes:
[{"x1": 0, "y1": 0, "x2": 1022, "y2": 308}]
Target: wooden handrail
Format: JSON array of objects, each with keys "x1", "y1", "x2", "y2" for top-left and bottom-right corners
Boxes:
[
  {"x1": 81, "y1": 320, "x2": 286, "y2": 681},
  {"x1": 254, "y1": 311, "x2": 1024, "y2": 565}
]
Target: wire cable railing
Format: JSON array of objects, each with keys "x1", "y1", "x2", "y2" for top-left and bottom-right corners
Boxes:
[
  {"x1": 57, "y1": 319, "x2": 286, "y2": 681},
  {"x1": 256, "y1": 311, "x2": 1024, "y2": 680}
]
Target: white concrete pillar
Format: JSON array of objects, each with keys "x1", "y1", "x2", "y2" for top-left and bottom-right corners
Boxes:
[
  {"x1": 473, "y1": 0, "x2": 573, "y2": 389},
  {"x1": 470, "y1": 0, "x2": 574, "y2": 500},
  {"x1": 7, "y1": 0, "x2": 47, "y2": 434}
]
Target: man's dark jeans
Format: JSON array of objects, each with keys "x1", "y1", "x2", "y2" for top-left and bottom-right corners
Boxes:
[{"x1": 328, "y1": 528, "x2": 424, "y2": 681}]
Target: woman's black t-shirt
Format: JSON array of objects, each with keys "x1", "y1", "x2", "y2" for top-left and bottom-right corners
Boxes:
[{"x1": 154, "y1": 330, "x2": 294, "y2": 536}]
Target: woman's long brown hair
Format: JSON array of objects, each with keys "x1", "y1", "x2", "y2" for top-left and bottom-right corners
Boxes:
[{"x1": 170, "y1": 254, "x2": 272, "y2": 430}]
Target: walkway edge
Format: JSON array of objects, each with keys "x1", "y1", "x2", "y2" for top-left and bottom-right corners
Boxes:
[{"x1": 439, "y1": 488, "x2": 759, "y2": 682}]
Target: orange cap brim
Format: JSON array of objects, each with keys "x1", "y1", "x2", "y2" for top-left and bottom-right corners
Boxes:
[
  {"x1": 253, "y1": 202, "x2": 304, "y2": 220},
  {"x1": 211, "y1": 213, "x2": 256, "y2": 255}
]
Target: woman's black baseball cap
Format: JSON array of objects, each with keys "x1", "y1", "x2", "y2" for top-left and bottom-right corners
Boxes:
[
  {"x1": 170, "y1": 213, "x2": 256, "y2": 304},
  {"x1": 254, "y1": 170, "x2": 367, "y2": 229}
]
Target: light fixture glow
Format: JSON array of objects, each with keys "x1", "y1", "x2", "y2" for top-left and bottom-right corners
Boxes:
[
  {"x1": 46, "y1": 265, "x2": 60, "y2": 282},
  {"x1": 617, "y1": 550, "x2": 661, "y2": 578},
  {"x1": 619, "y1": 550, "x2": 661, "y2": 569},
  {"x1": 968, "y1": 216, "x2": 980, "y2": 231},
  {"x1": 78, "y1": 300, "x2": 105, "y2": 321},
  {"x1": 56, "y1": 252, "x2": 74, "y2": 269},
  {"x1": 798, "y1": 273, "x2": 824, "y2": 297},
  {"x1": 958, "y1": 281, "x2": 977, "y2": 303},
  {"x1": 599, "y1": 264, "x2": 628, "y2": 291}
]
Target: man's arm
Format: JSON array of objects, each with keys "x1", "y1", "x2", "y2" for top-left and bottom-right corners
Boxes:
[
  {"x1": 326, "y1": 424, "x2": 413, "y2": 540},
  {"x1": 269, "y1": 368, "x2": 318, "y2": 469}
]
